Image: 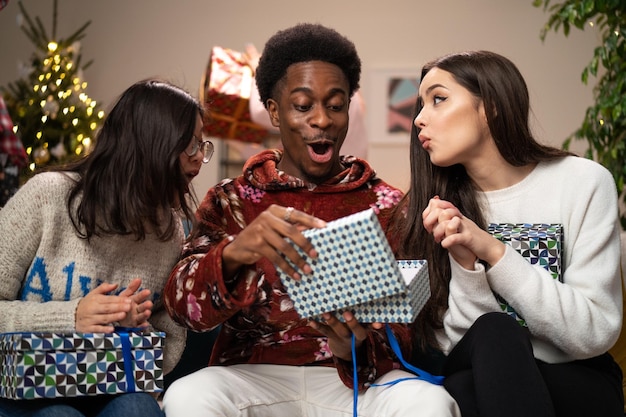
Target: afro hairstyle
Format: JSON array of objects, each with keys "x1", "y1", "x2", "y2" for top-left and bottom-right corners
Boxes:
[{"x1": 255, "y1": 23, "x2": 361, "y2": 107}]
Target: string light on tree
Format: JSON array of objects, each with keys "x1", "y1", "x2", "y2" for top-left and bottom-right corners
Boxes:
[{"x1": 1, "y1": 0, "x2": 104, "y2": 174}]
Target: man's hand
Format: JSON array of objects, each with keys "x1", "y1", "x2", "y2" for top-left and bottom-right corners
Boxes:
[
  {"x1": 308, "y1": 311, "x2": 369, "y2": 361},
  {"x1": 222, "y1": 204, "x2": 326, "y2": 280}
]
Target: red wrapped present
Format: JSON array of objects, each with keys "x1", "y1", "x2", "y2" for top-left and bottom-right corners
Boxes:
[{"x1": 200, "y1": 46, "x2": 269, "y2": 143}]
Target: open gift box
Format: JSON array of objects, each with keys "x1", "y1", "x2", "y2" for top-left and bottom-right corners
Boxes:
[
  {"x1": 334, "y1": 259, "x2": 431, "y2": 322},
  {"x1": 278, "y1": 209, "x2": 431, "y2": 323},
  {"x1": 0, "y1": 330, "x2": 164, "y2": 399}
]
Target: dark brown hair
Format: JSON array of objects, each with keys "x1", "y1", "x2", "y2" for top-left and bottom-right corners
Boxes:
[
  {"x1": 255, "y1": 23, "x2": 361, "y2": 106},
  {"x1": 390, "y1": 50, "x2": 573, "y2": 350},
  {"x1": 53, "y1": 78, "x2": 204, "y2": 241}
]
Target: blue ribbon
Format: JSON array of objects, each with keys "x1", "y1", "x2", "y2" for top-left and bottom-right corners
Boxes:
[
  {"x1": 374, "y1": 324, "x2": 445, "y2": 386},
  {"x1": 352, "y1": 333, "x2": 358, "y2": 417},
  {"x1": 349, "y1": 325, "x2": 445, "y2": 417},
  {"x1": 115, "y1": 327, "x2": 139, "y2": 393}
]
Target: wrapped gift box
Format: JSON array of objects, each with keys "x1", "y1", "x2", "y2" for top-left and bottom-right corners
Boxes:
[
  {"x1": 0, "y1": 330, "x2": 164, "y2": 399},
  {"x1": 200, "y1": 46, "x2": 268, "y2": 143},
  {"x1": 278, "y1": 208, "x2": 431, "y2": 322},
  {"x1": 488, "y1": 223, "x2": 563, "y2": 326}
]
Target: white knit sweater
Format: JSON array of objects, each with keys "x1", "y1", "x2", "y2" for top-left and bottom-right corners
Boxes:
[
  {"x1": 0, "y1": 172, "x2": 186, "y2": 374},
  {"x1": 437, "y1": 156, "x2": 623, "y2": 364}
]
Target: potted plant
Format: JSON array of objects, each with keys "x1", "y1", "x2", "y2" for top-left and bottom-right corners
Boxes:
[
  {"x1": 533, "y1": 0, "x2": 626, "y2": 231},
  {"x1": 534, "y1": 2, "x2": 626, "y2": 408}
]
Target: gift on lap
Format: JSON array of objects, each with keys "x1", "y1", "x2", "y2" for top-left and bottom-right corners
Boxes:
[{"x1": 0, "y1": 329, "x2": 164, "y2": 399}]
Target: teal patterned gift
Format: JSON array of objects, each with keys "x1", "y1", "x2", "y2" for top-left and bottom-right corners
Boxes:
[
  {"x1": 278, "y1": 209, "x2": 431, "y2": 323},
  {"x1": 0, "y1": 330, "x2": 164, "y2": 399},
  {"x1": 488, "y1": 223, "x2": 563, "y2": 326},
  {"x1": 335, "y1": 259, "x2": 431, "y2": 323}
]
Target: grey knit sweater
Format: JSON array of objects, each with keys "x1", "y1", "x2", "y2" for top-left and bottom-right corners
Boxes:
[{"x1": 0, "y1": 172, "x2": 186, "y2": 374}]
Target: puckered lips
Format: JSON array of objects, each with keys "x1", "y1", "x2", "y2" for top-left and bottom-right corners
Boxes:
[{"x1": 418, "y1": 133, "x2": 431, "y2": 150}]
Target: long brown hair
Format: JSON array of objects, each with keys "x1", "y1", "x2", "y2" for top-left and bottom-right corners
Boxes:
[
  {"x1": 52, "y1": 79, "x2": 204, "y2": 241},
  {"x1": 389, "y1": 51, "x2": 573, "y2": 350}
]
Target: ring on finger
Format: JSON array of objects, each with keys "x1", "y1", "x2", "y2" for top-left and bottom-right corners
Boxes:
[{"x1": 284, "y1": 206, "x2": 294, "y2": 222}]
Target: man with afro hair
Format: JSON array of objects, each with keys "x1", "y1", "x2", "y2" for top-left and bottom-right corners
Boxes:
[
  {"x1": 255, "y1": 23, "x2": 361, "y2": 111},
  {"x1": 247, "y1": 32, "x2": 369, "y2": 159},
  {"x1": 163, "y1": 23, "x2": 460, "y2": 417}
]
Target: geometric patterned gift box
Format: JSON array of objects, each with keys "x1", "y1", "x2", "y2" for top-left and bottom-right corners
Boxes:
[
  {"x1": 488, "y1": 223, "x2": 563, "y2": 327},
  {"x1": 335, "y1": 259, "x2": 431, "y2": 323},
  {"x1": 0, "y1": 330, "x2": 164, "y2": 399},
  {"x1": 278, "y1": 208, "x2": 430, "y2": 323}
]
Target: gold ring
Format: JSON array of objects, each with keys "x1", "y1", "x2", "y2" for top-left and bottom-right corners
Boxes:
[{"x1": 284, "y1": 206, "x2": 294, "y2": 222}]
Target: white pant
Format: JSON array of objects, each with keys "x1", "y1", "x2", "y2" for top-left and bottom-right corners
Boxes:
[{"x1": 162, "y1": 364, "x2": 460, "y2": 417}]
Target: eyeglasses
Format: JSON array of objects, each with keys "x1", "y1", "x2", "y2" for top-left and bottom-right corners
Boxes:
[{"x1": 185, "y1": 135, "x2": 214, "y2": 164}]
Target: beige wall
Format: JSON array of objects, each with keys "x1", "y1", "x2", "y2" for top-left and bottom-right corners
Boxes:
[{"x1": 0, "y1": 0, "x2": 599, "y2": 196}]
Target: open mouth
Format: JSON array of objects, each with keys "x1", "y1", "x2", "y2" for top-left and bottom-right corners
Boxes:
[
  {"x1": 311, "y1": 143, "x2": 331, "y2": 155},
  {"x1": 307, "y1": 142, "x2": 334, "y2": 163}
]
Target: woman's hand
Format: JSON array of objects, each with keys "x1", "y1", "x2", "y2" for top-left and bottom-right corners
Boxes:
[
  {"x1": 76, "y1": 282, "x2": 129, "y2": 333},
  {"x1": 116, "y1": 278, "x2": 152, "y2": 329},
  {"x1": 222, "y1": 204, "x2": 327, "y2": 280},
  {"x1": 423, "y1": 197, "x2": 505, "y2": 269},
  {"x1": 75, "y1": 278, "x2": 152, "y2": 332},
  {"x1": 307, "y1": 311, "x2": 370, "y2": 361}
]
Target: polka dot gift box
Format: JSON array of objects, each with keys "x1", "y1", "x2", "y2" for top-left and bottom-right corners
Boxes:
[
  {"x1": 278, "y1": 208, "x2": 431, "y2": 323},
  {"x1": 0, "y1": 330, "x2": 164, "y2": 399}
]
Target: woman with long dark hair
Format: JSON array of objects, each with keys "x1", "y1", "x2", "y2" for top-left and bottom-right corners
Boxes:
[
  {"x1": 0, "y1": 78, "x2": 212, "y2": 417},
  {"x1": 391, "y1": 50, "x2": 623, "y2": 417}
]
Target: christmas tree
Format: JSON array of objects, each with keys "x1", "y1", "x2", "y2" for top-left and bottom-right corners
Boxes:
[{"x1": 1, "y1": 0, "x2": 104, "y2": 174}]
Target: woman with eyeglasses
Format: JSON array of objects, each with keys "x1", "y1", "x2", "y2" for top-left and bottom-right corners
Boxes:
[{"x1": 0, "y1": 78, "x2": 210, "y2": 417}]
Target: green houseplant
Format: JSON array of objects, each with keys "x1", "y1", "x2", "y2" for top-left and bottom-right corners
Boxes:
[{"x1": 533, "y1": 0, "x2": 626, "y2": 230}]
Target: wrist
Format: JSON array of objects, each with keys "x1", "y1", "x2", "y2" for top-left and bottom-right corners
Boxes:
[
  {"x1": 221, "y1": 236, "x2": 241, "y2": 277},
  {"x1": 485, "y1": 241, "x2": 506, "y2": 268}
]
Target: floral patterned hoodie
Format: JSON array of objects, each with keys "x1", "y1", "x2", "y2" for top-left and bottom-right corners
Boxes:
[{"x1": 164, "y1": 149, "x2": 409, "y2": 390}]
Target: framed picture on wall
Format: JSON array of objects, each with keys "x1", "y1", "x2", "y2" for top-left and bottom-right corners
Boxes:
[{"x1": 366, "y1": 68, "x2": 420, "y2": 144}]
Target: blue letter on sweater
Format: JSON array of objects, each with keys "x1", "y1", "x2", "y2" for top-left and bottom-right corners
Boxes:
[
  {"x1": 21, "y1": 257, "x2": 53, "y2": 302},
  {"x1": 63, "y1": 262, "x2": 75, "y2": 300}
]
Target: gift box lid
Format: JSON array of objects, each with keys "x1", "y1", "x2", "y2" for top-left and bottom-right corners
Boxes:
[
  {"x1": 279, "y1": 208, "x2": 405, "y2": 319},
  {"x1": 206, "y1": 46, "x2": 253, "y2": 98},
  {"x1": 0, "y1": 331, "x2": 164, "y2": 353}
]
